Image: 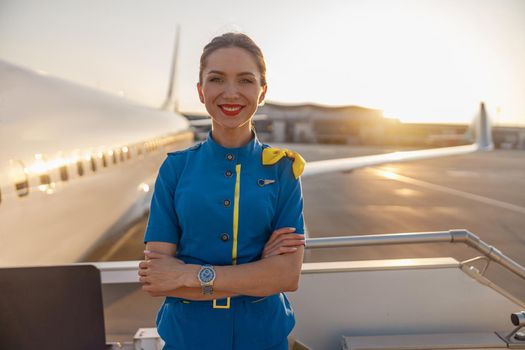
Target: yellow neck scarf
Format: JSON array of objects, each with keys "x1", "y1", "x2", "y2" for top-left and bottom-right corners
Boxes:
[{"x1": 262, "y1": 147, "x2": 306, "y2": 179}]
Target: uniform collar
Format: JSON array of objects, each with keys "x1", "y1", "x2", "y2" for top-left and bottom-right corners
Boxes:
[{"x1": 204, "y1": 129, "x2": 262, "y2": 160}]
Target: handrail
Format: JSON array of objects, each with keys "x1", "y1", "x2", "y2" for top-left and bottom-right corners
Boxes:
[{"x1": 305, "y1": 229, "x2": 525, "y2": 281}]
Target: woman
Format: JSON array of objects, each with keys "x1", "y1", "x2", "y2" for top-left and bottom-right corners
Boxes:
[{"x1": 139, "y1": 32, "x2": 306, "y2": 350}]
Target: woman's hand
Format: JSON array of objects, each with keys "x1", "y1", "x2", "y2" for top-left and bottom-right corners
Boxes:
[
  {"x1": 262, "y1": 227, "x2": 305, "y2": 259},
  {"x1": 138, "y1": 250, "x2": 199, "y2": 296}
]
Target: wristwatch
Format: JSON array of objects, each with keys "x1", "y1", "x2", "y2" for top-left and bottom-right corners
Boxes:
[{"x1": 197, "y1": 265, "x2": 216, "y2": 295}]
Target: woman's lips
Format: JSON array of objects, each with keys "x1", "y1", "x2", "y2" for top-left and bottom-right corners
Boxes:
[{"x1": 219, "y1": 104, "x2": 244, "y2": 116}]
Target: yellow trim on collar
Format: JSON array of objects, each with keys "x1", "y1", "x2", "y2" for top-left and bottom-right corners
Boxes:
[{"x1": 262, "y1": 147, "x2": 306, "y2": 179}]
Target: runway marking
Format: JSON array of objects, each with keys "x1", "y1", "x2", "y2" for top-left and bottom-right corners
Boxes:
[{"x1": 372, "y1": 168, "x2": 525, "y2": 215}]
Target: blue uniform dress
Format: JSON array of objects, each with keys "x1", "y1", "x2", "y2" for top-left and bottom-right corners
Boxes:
[{"x1": 144, "y1": 130, "x2": 305, "y2": 350}]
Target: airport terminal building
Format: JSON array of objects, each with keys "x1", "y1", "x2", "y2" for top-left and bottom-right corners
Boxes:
[{"x1": 186, "y1": 102, "x2": 525, "y2": 149}]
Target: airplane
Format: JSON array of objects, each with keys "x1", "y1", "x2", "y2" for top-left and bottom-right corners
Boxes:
[{"x1": 0, "y1": 31, "x2": 192, "y2": 266}]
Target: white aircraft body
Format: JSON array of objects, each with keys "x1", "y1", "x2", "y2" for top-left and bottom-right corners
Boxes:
[{"x1": 0, "y1": 59, "x2": 193, "y2": 266}]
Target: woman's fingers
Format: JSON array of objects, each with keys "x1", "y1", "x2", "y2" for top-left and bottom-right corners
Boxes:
[
  {"x1": 263, "y1": 234, "x2": 305, "y2": 258},
  {"x1": 266, "y1": 227, "x2": 296, "y2": 245},
  {"x1": 138, "y1": 253, "x2": 190, "y2": 292},
  {"x1": 264, "y1": 234, "x2": 304, "y2": 254},
  {"x1": 263, "y1": 236, "x2": 304, "y2": 257},
  {"x1": 266, "y1": 231, "x2": 302, "y2": 249},
  {"x1": 263, "y1": 233, "x2": 304, "y2": 255},
  {"x1": 264, "y1": 240, "x2": 303, "y2": 256}
]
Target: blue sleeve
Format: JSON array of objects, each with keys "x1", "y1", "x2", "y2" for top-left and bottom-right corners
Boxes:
[
  {"x1": 144, "y1": 156, "x2": 182, "y2": 245},
  {"x1": 271, "y1": 159, "x2": 305, "y2": 235}
]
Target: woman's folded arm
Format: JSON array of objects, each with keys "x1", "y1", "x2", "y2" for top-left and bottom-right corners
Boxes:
[{"x1": 141, "y1": 234, "x2": 304, "y2": 298}]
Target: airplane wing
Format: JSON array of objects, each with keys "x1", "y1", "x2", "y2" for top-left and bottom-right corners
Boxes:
[{"x1": 303, "y1": 103, "x2": 493, "y2": 177}]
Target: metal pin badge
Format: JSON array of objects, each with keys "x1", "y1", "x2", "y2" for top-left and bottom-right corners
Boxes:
[{"x1": 257, "y1": 179, "x2": 276, "y2": 187}]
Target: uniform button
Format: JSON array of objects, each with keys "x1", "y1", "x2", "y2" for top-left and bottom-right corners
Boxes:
[
  {"x1": 220, "y1": 233, "x2": 230, "y2": 242},
  {"x1": 223, "y1": 199, "x2": 231, "y2": 207},
  {"x1": 225, "y1": 170, "x2": 233, "y2": 177},
  {"x1": 226, "y1": 154, "x2": 234, "y2": 161}
]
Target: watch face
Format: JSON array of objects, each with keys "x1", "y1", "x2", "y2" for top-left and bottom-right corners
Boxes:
[{"x1": 199, "y1": 267, "x2": 215, "y2": 283}]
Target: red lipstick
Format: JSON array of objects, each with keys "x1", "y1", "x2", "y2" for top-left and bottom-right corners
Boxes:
[{"x1": 219, "y1": 104, "x2": 244, "y2": 116}]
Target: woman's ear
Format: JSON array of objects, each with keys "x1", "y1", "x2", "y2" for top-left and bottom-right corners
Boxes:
[
  {"x1": 197, "y1": 82, "x2": 204, "y2": 103},
  {"x1": 258, "y1": 84, "x2": 268, "y2": 105}
]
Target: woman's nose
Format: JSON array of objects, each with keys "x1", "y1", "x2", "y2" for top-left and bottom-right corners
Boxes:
[{"x1": 222, "y1": 82, "x2": 240, "y2": 98}]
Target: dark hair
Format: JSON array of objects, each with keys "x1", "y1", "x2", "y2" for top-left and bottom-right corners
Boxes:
[{"x1": 199, "y1": 32, "x2": 267, "y2": 86}]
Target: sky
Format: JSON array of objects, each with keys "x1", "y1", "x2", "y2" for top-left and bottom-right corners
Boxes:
[{"x1": 0, "y1": 0, "x2": 524, "y2": 126}]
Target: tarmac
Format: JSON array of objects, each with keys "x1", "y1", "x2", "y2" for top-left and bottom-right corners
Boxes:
[{"x1": 84, "y1": 144, "x2": 525, "y2": 342}]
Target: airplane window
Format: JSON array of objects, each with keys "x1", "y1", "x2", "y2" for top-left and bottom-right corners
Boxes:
[
  {"x1": 9, "y1": 160, "x2": 29, "y2": 197},
  {"x1": 90, "y1": 156, "x2": 97, "y2": 172},
  {"x1": 32, "y1": 154, "x2": 50, "y2": 187},
  {"x1": 77, "y1": 161, "x2": 84, "y2": 176},
  {"x1": 59, "y1": 165, "x2": 69, "y2": 181},
  {"x1": 40, "y1": 174, "x2": 51, "y2": 185},
  {"x1": 15, "y1": 181, "x2": 29, "y2": 197}
]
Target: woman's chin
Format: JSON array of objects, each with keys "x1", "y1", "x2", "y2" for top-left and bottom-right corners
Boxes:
[{"x1": 212, "y1": 117, "x2": 251, "y2": 130}]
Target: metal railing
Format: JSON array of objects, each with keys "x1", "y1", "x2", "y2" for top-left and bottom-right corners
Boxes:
[
  {"x1": 305, "y1": 229, "x2": 525, "y2": 281},
  {"x1": 91, "y1": 229, "x2": 525, "y2": 285}
]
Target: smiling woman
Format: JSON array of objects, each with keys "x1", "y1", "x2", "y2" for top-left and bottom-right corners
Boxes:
[{"x1": 140, "y1": 32, "x2": 306, "y2": 350}]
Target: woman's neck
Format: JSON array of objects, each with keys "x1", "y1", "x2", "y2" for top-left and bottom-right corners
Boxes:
[{"x1": 211, "y1": 123, "x2": 253, "y2": 148}]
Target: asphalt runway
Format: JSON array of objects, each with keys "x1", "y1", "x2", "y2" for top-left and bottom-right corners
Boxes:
[
  {"x1": 293, "y1": 144, "x2": 525, "y2": 303},
  {"x1": 87, "y1": 145, "x2": 525, "y2": 340}
]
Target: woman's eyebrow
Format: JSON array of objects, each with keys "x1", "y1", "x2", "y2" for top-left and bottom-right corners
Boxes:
[
  {"x1": 206, "y1": 70, "x2": 225, "y2": 76},
  {"x1": 206, "y1": 70, "x2": 256, "y2": 77}
]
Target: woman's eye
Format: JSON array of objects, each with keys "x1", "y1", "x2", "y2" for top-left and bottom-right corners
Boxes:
[
  {"x1": 209, "y1": 77, "x2": 223, "y2": 83},
  {"x1": 240, "y1": 79, "x2": 254, "y2": 84}
]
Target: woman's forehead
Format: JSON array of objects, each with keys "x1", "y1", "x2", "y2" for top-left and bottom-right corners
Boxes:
[{"x1": 203, "y1": 47, "x2": 259, "y2": 75}]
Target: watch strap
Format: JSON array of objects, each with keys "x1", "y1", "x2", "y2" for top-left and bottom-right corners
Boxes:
[{"x1": 203, "y1": 284, "x2": 213, "y2": 295}]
